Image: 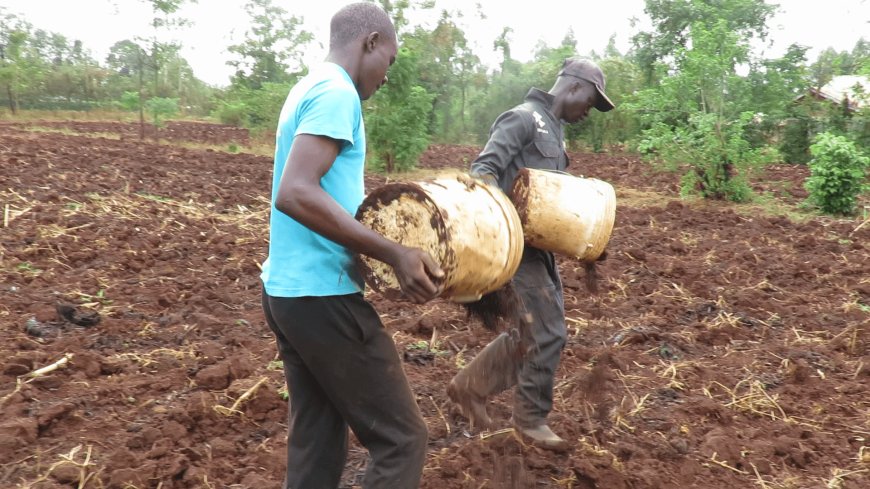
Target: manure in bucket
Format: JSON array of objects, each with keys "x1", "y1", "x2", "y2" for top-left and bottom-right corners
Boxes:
[{"x1": 355, "y1": 175, "x2": 523, "y2": 302}]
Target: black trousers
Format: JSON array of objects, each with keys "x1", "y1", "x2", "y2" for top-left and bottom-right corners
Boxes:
[
  {"x1": 262, "y1": 290, "x2": 428, "y2": 489},
  {"x1": 469, "y1": 247, "x2": 568, "y2": 427}
]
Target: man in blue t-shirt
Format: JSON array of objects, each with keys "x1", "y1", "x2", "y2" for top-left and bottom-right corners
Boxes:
[{"x1": 260, "y1": 3, "x2": 444, "y2": 488}]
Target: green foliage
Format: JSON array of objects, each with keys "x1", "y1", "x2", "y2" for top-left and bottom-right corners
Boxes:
[
  {"x1": 144, "y1": 96, "x2": 178, "y2": 127},
  {"x1": 119, "y1": 91, "x2": 140, "y2": 112},
  {"x1": 779, "y1": 114, "x2": 812, "y2": 164},
  {"x1": 216, "y1": 82, "x2": 290, "y2": 130},
  {"x1": 227, "y1": 0, "x2": 312, "y2": 90},
  {"x1": 631, "y1": 0, "x2": 776, "y2": 83},
  {"x1": 469, "y1": 42, "x2": 574, "y2": 145},
  {"x1": 400, "y1": 13, "x2": 482, "y2": 143},
  {"x1": 804, "y1": 132, "x2": 870, "y2": 215},
  {"x1": 566, "y1": 55, "x2": 643, "y2": 151},
  {"x1": 215, "y1": 101, "x2": 249, "y2": 127},
  {"x1": 638, "y1": 112, "x2": 777, "y2": 201},
  {"x1": 365, "y1": 47, "x2": 434, "y2": 173},
  {"x1": 0, "y1": 0, "x2": 861, "y2": 157}
]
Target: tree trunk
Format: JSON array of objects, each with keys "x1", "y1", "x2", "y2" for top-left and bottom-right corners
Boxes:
[
  {"x1": 138, "y1": 56, "x2": 145, "y2": 141},
  {"x1": 6, "y1": 84, "x2": 16, "y2": 115}
]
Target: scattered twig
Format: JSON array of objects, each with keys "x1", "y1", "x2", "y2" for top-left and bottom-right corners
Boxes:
[
  {"x1": 479, "y1": 428, "x2": 514, "y2": 440},
  {"x1": 429, "y1": 395, "x2": 450, "y2": 436},
  {"x1": 0, "y1": 378, "x2": 23, "y2": 407},
  {"x1": 213, "y1": 376, "x2": 269, "y2": 416},
  {"x1": 708, "y1": 452, "x2": 749, "y2": 475},
  {"x1": 751, "y1": 462, "x2": 771, "y2": 489},
  {"x1": 23, "y1": 353, "x2": 74, "y2": 381},
  {"x1": 826, "y1": 468, "x2": 869, "y2": 488},
  {"x1": 850, "y1": 213, "x2": 870, "y2": 236},
  {"x1": 25, "y1": 444, "x2": 97, "y2": 488}
]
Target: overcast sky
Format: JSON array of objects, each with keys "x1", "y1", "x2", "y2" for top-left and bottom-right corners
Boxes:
[{"x1": 1, "y1": 0, "x2": 868, "y2": 87}]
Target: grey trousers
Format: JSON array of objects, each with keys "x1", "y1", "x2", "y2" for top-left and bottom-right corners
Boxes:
[
  {"x1": 468, "y1": 248, "x2": 568, "y2": 426},
  {"x1": 262, "y1": 290, "x2": 428, "y2": 489}
]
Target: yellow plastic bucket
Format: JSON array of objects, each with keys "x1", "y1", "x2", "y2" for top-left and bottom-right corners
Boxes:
[
  {"x1": 356, "y1": 174, "x2": 524, "y2": 302},
  {"x1": 510, "y1": 168, "x2": 616, "y2": 261}
]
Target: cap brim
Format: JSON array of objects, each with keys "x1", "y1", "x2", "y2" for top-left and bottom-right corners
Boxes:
[{"x1": 594, "y1": 85, "x2": 615, "y2": 112}]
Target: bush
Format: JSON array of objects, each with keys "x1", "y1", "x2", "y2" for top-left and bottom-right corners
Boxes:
[
  {"x1": 213, "y1": 83, "x2": 290, "y2": 130},
  {"x1": 364, "y1": 47, "x2": 434, "y2": 173},
  {"x1": 119, "y1": 91, "x2": 140, "y2": 112},
  {"x1": 144, "y1": 97, "x2": 179, "y2": 128},
  {"x1": 779, "y1": 116, "x2": 812, "y2": 164},
  {"x1": 366, "y1": 85, "x2": 433, "y2": 173},
  {"x1": 804, "y1": 132, "x2": 870, "y2": 215},
  {"x1": 215, "y1": 101, "x2": 249, "y2": 127},
  {"x1": 637, "y1": 111, "x2": 779, "y2": 202}
]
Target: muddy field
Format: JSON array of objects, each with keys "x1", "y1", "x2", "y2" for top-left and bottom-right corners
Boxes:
[{"x1": 1, "y1": 121, "x2": 868, "y2": 488}]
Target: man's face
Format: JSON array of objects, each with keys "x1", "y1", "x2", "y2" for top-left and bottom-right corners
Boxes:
[
  {"x1": 359, "y1": 34, "x2": 398, "y2": 101},
  {"x1": 562, "y1": 81, "x2": 599, "y2": 123}
]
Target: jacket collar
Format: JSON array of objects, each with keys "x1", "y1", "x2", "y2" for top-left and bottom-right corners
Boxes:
[{"x1": 524, "y1": 88, "x2": 557, "y2": 119}]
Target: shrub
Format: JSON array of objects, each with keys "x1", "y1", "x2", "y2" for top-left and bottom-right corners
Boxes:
[
  {"x1": 144, "y1": 97, "x2": 179, "y2": 128},
  {"x1": 364, "y1": 47, "x2": 434, "y2": 173},
  {"x1": 637, "y1": 111, "x2": 779, "y2": 202},
  {"x1": 804, "y1": 132, "x2": 870, "y2": 215},
  {"x1": 779, "y1": 116, "x2": 812, "y2": 164},
  {"x1": 119, "y1": 91, "x2": 140, "y2": 112},
  {"x1": 215, "y1": 101, "x2": 249, "y2": 127}
]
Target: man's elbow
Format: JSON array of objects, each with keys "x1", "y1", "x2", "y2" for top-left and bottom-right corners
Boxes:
[{"x1": 275, "y1": 187, "x2": 305, "y2": 219}]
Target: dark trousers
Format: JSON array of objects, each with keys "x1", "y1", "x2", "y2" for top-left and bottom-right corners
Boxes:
[
  {"x1": 262, "y1": 290, "x2": 428, "y2": 489},
  {"x1": 468, "y1": 248, "x2": 568, "y2": 426}
]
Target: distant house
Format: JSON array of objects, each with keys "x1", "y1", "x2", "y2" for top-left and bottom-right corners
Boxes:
[{"x1": 795, "y1": 75, "x2": 870, "y2": 112}]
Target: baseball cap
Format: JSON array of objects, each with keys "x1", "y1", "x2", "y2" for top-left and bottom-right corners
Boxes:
[{"x1": 558, "y1": 57, "x2": 615, "y2": 112}]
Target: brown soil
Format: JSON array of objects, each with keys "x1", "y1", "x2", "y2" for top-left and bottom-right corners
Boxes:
[{"x1": 1, "y1": 122, "x2": 868, "y2": 489}]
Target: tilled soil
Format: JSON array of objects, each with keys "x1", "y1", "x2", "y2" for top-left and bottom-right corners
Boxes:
[{"x1": 1, "y1": 122, "x2": 867, "y2": 489}]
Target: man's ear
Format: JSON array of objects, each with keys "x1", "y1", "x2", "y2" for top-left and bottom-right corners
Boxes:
[
  {"x1": 568, "y1": 79, "x2": 584, "y2": 94},
  {"x1": 364, "y1": 32, "x2": 380, "y2": 53}
]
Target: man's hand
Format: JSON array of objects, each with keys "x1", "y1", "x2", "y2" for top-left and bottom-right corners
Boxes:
[
  {"x1": 475, "y1": 173, "x2": 499, "y2": 188},
  {"x1": 390, "y1": 246, "x2": 445, "y2": 304}
]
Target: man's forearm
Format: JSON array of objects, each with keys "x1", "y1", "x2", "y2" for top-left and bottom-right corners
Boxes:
[{"x1": 276, "y1": 184, "x2": 400, "y2": 265}]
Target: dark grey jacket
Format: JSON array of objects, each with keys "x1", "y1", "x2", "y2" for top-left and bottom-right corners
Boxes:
[
  {"x1": 470, "y1": 88, "x2": 569, "y2": 195},
  {"x1": 470, "y1": 88, "x2": 568, "y2": 290}
]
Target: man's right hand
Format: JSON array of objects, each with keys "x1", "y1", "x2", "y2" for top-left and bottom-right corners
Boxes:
[
  {"x1": 475, "y1": 173, "x2": 499, "y2": 188},
  {"x1": 390, "y1": 246, "x2": 445, "y2": 304}
]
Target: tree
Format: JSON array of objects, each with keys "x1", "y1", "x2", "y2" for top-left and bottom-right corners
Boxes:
[
  {"x1": 402, "y1": 10, "x2": 481, "y2": 142},
  {"x1": 810, "y1": 47, "x2": 839, "y2": 90},
  {"x1": 226, "y1": 0, "x2": 312, "y2": 89},
  {"x1": 365, "y1": 46, "x2": 434, "y2": 172},
  {"x1": 135, "y1": 0, "x2": 196, "y2": 138},
  {"x1": 627, "y1": 0, "x2": 780, "y2": 201},
  {"x1": 569, "y1": 54, "x2": 644, "y2": 152},
  {"x1": 631, "y1": 0, "x2": 776, "y2": 83},
  {"x1": 0, "y1": 10, "x2": 47, "y2": 114}
]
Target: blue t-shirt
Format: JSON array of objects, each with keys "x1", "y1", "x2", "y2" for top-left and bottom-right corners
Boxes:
[{"x1": 261, "y1": 63, "x2": 366, "y2": 297}]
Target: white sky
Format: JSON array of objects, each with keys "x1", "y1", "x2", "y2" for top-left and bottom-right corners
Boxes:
[{"x1": 1, "y1": 0, "x2": 868, "y2": 87}]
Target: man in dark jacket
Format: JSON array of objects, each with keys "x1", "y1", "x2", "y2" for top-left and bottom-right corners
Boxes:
[{"x1": 448, "y1": 57, "x2": 614, "y2": 451}]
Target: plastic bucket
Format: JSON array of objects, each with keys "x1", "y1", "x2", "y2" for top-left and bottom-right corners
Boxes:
[
  {"x1": 510, "y1": 168, "x2": 616, "y2": 261},
  {"x1": 356, "y1": 174, "x2": 524, "y2": 302}
]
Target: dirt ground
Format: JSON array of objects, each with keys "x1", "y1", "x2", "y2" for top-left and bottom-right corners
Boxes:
[{"x1": 1, "y1": 121, "x2": 868, "y2": 488}]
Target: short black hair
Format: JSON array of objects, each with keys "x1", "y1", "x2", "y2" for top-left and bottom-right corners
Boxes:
[{"x1": 329, "y1": 2, "x2": 397, "y2": 51}]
